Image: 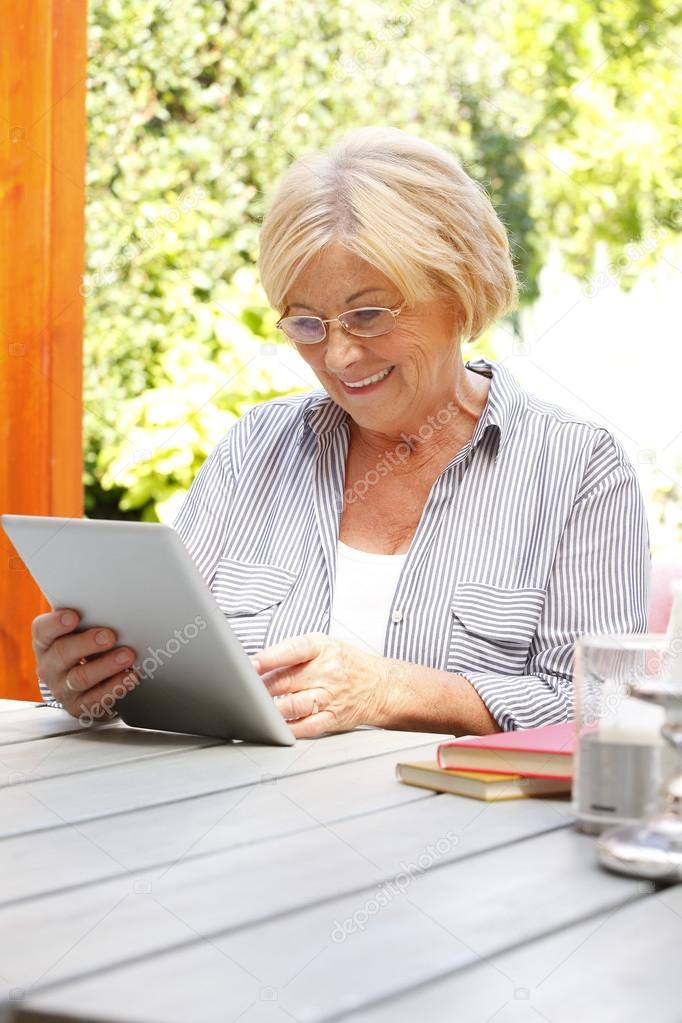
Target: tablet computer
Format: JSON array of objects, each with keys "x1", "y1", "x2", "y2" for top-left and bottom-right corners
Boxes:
[{"x1": 2, "y1": 514, "x2": 295, "y2": 746}]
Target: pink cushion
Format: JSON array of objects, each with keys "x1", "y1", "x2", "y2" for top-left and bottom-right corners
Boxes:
[{"x1": 649, "y1": 554, "x2": 682, "y2": 633}]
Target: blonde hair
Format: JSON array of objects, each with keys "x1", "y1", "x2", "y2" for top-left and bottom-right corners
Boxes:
[{"x1": 257, "y1": 126, "x2": 518, "y2": 342}]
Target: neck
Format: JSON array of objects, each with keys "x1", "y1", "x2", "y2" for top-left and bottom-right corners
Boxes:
[{"x1": 348, "y1": 360, "x2": 490, "y2": 469}]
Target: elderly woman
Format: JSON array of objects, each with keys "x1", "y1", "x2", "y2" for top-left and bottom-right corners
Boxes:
[{"x1": 32, "y1": 126, "x2": 650, "y2": 737}]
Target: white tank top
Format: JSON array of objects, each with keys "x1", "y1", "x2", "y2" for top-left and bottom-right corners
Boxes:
[{"x1": 328, "y1": 540, "x2": 408, "y2": 656}]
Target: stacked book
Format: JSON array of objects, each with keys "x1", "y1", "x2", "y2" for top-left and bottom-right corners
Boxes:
[{"x1": 396, "y1": 721, "x2": 575, "y2": 802}]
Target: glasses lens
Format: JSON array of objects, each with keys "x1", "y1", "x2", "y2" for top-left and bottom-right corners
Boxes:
[
  {"x1": 340, "y1": 307, "x2": 395, "y2": 336},
  {"x1": 279, "y1": 316, "x2": 325, "y2": 343}
]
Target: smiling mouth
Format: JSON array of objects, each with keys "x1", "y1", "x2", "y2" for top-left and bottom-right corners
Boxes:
[{"x1": 342, "y1": 366, "x2": 395, "y2": 390}]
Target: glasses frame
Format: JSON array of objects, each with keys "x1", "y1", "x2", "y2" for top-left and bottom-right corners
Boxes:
[{"x1": 275, "y1": 299, "x2": 407, "y2": 345}]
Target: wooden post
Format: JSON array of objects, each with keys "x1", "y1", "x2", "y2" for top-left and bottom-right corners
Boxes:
[{"x1": 0, "y1": 1, "x2": 87, "y2": 699}]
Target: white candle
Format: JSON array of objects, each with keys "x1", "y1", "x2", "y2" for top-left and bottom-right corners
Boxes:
[{"x1": 599, "y1": 678, "x2": 665, "y2": 744}]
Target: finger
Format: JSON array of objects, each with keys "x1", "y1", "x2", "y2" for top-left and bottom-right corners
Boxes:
[
  {"x1": 250, "y1": 633, "x2": 325, "y2": 674},
  {"x1": 66, "y1": 668, "x2": 140, "y2": 723},
  {"x1": 32, "y1": 609, "x2": 81, "y2": 656},
  {"x1": 288, "y1": 710, "x2": 336, "y2": 739},
  {"x1": 273, "y1": 687, "x2": 327, "y2": 722},
  {"x1": 261, "y1": 667, "x2": 300, "y2": 698},
  {"x1": 63, "y1": 645, "x2": 137, "y2": 696},
  {"x1": 42, "y1": 626, "x2": 119, "y2": 679}
]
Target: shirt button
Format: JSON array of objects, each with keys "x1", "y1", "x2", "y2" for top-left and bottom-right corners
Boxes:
[{"x1": 391, "y1": 609, "x2": 404, "y2": 624}]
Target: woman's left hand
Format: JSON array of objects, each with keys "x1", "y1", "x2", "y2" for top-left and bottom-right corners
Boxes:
[{"x1": 249, "y1": 632, "x2": 390, "y2": 738}]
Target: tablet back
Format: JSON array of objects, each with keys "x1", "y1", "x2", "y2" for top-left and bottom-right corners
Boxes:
[{"x1": 2, "y1": 515, "x2": 294, "y2": 745}]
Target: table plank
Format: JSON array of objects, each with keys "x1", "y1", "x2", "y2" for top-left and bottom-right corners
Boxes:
[
  {"x1": 3, "y1": 824, "x2": 640, "y2": 1022},
  {"x1": 0, "y1": 728, "x2": 447, "y2": 838},
  {"x1": 0, "y1": 706, "x2": 108, "y2": 746},
  {"x1": 0, "y1": 793, "x2": 571, "y2": 996},
  {"x1": 0, "y1": 727, "x2": 220, "y2": 786},
  {"x1": 2, "y1": 743, "x2": 441, "y2": 904},
  {"x1": 0, "y1": 701, "x2": 42, "y2": 713},
  {"x1": 338, "y1": 881, "x2": 682, "y2": 1023}
]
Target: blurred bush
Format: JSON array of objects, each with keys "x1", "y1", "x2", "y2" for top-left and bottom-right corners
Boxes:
[{"x1": 84, "y1": 0, "x2": 681, "y2": 520}]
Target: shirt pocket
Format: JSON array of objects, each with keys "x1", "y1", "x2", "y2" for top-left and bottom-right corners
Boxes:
[
  {"x1": 447, "y1": 581, "x2": 546, "y2": 677},
  {"x1": 211, "y1": 559, "x2": 298, "y2": 654}
]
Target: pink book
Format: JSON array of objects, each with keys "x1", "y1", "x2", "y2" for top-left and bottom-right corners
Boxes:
[{"x1": 437, "y1": 721, "x2": 576, "y2": 780}]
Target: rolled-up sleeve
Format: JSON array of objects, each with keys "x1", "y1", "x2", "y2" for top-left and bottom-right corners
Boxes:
[
  {"x1": 461, "y1": 448, "x2": 651, "y2": 731},
  {"x1": 38, "y1": 678, "x2": 62, "y2": 707}
]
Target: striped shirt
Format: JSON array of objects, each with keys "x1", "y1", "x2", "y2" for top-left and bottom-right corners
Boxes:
[
  {"x1": 40, "y1": 357, "x2": 651, "y2": 730},
  {"x1": 169, "y1": 356, "x2": 650, "y2": 731}
]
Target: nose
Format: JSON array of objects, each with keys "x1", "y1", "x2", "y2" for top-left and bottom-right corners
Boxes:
[{"x1": 323, "y1": 321, "x2": 364, "y2": 372}]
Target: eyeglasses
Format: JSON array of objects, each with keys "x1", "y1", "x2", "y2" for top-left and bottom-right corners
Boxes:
[{"x1": 276, "y1": 299, "x2": 407, "y2": 345}]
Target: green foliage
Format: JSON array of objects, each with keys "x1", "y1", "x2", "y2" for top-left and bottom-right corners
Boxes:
[
  {"x1": 507, "y1": 0, "x2": 682, "y2": 284},
  {"x1": 84, "y1": 0, "x2": 682, "y2": 520}
]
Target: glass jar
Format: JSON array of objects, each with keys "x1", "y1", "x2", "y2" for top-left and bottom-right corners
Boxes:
[{"x1": 573, "y1": 634, "x2": 669, "y2": 834}]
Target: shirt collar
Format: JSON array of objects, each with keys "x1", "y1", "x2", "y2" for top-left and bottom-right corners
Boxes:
[
  {"x1": 464, "y1": 357, "x2": 528, "y2": 460},
  {"x1": 296, "y1": 391, "x2": 349, "y2": 446},
  {"x1": 296, "y1": 357, "x2": 527, "y2": 460}
]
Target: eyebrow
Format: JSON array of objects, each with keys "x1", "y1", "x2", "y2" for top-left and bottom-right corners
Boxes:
[{"x1": 288, "y1": 288, "x2": 388, "y2": 314}]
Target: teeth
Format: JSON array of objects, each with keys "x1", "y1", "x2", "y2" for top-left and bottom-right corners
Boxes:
[{"x1": 345, "y1": 366, "x2": 393, "y2": 388}]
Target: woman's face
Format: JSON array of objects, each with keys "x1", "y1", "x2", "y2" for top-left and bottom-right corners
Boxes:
[{"x1": 283, "y1": 242, "x2": 463, "y2": 435}]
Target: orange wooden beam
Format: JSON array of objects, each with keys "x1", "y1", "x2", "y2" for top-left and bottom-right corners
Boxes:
[{"x1": 0, "y1": 0, "x2": 87, "y2": 699}]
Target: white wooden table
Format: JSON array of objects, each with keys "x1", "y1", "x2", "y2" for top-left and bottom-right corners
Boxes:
[{"x1": 0, "y1": 698, "x2": 680, "y2": 1022}]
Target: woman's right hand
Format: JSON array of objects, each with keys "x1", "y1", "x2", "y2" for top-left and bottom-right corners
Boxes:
[{"x1": 32, "y1": 609, "x2": 138, "y2": 722}]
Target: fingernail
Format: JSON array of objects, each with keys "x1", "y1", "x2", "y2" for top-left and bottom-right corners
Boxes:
[
  {"x1": 61, "y1": 611, "x2": 76, "y2": 627},
  {"x1": 115, "y1": 649, "x2": 132, "y2": 665},
  {"x1": 250, "y1": 657, "x2": 261, "y2": 671},
  {"x1": 95, "y1": 630, "x2": 112, "y2": 646}
]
